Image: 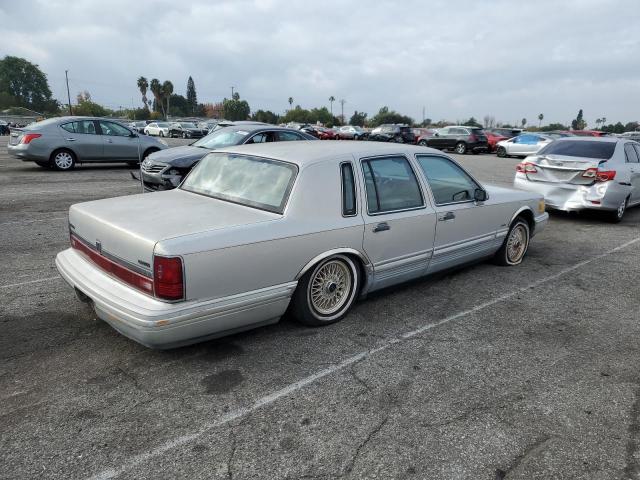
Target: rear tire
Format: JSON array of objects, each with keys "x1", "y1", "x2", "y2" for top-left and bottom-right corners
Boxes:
[
  {"x1": 493, "y1": 219, "x2": 530, "y2": 266},
  {"x1": 418, "y1": 139, "x2": 428, "y2": 146},
  {"x1": 51, "y1": 149, "x2": 76, "y2": 171},
  {"x1": 455, "y1": 142, "x2": 467, "y2": 154},
  {"x1": 607, "y1": 198, "x2": 628, "y2": 223},
  {"x1": 292, "y1": 255, "x2": 360, "y2": 326},
  {"x1": 35, "y1": 160, "x2": 51, "y2": 168}
]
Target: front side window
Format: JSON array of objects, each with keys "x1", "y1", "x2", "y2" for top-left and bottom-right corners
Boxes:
[
  {"x1": 362, "y1": 156, "x2": 423, "y2": 214},
  {"x1": 277, "y1": 131, "x2": 303, "y2": 141},
  {"x1": 341, "y1": 162, "x2": 357, "y2": 216},
  {"x1": 417, "y1": 155, "x2": 479, "y2": 205},
  {"x1": 180, "y1": 153, "x2": 297, "y2": 214},
  {"x1": 99, "y1": 121, "x2": 131, "y2": 137}
]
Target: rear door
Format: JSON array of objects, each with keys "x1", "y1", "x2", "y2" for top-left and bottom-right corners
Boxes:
[
  {"x1": 276, "y1": 131, "x2": 305, "y2": 141},
  {"x1": 359, "y1": 155, "x2": 437, "y2": 290},
  {"x1": 430, "y1": 128, "x2": 448, "y2": 148},
  {"x1": 59, "y1": 120, "x2": 103, "y2": 160},
  {"x1": 98, "y1": 121, "x2": 138, "y2": 161},
  {"x1": 415, "y1": 154, "x2": 501, "y2": 272},
  {"x1": 626, "y1": 144, "x2": 640, "y2": 203}
]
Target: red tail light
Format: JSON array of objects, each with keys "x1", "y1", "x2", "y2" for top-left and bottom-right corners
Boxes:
[
  {"x1": 70, "y1": 233, "x2": 154, "y2": 295},
  {"x1": 21, "y1": 133, "x2": 42, "y2": 144},
  {"x1": 154, "y1": 256, "x2": 184, "y2": 301},
  {"x1": 516, "y1": 162, "x2": 538, "y2": 174},
  {"x1": 582, "y1": 168, "x2": 616, "y2": 182}
]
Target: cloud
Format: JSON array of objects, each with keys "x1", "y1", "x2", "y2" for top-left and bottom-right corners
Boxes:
[{"x1": 1, "y1": 0, "x2": 638, "y2": 125}]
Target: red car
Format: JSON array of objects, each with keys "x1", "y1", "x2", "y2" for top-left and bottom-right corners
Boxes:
[
  {"x1": 485, "y1": 131, "x2": 509, "y2": 152},
  {"x1": 570, "y1": 130, "x2": 608, "y2": 137},
  {"x1": 301, "y1": 125, "x2": 337, "y2": 140},
  {"x1": 415, "y1": 128, "x2": 438, "y2": 146}
]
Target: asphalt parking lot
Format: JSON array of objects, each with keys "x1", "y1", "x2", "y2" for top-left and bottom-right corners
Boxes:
[{"x1": 1, "y1": 138, "x2": 640, "y2": 480}]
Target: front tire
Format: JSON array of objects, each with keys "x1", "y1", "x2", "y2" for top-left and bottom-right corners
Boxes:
[
  {"x1": 455, "y1": 142, "x2": 467, "y2": 154},
  {"x1": 497, "y1": 146, "x2": 507, "y2": 157},
  {"x1": 51, "y1": 150, "x2": 76, "y2": 171},
  {"x1": 418, "y1": 139, "x2": 428, "y2": 146},
  {"x1": 494, "y1": 219, "x2": 530, "y2": 266},
  {"x1": 292, "y1": 255, "x2": 360, "y2": 326}
]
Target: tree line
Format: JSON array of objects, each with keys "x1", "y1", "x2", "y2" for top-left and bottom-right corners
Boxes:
[{"x1": 1, "y1": 55, "x2": 638, "y2": 133}]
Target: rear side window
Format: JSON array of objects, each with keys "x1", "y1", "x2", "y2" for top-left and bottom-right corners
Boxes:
[
  {"x1": 277, "y1": 131, "x2": 303, "y2": 141},
  {"x1": 537, "y1": 140, "x2": 616, "y2": 160},
  {"x1": 362, "y1": 156, "x2": 423, "y2": 213},
  {"x1": 341, "y1": 163, "x2": 357, "y2": 216},
  {"x1": 61, "y1": 120, "x2": 97, "y2": 134},
  {"x1": 624, "y1": 144, "x2": 639, "y2": 163}
]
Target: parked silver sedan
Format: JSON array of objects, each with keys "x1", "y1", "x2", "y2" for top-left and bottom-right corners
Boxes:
[
  {"x1": 56, "y1": 142, "x2": 548, "y2": 348},
  {"x1": 7, "y1": 116, "x2": 167, "y2": 170},
  {"x1": 514, "y1": 137, "x2": 640, "y2": 222}
]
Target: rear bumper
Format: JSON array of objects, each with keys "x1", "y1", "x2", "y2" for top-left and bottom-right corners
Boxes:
[
  {"x1": 514, "y1": 175, "x2": 629, "y2": 212},
  {"x1": 55, "y1": 248, "x2": 296, "y2": 348},
  {"x1": 7, "y1": 144, "x2": 49, "y2": 161}
]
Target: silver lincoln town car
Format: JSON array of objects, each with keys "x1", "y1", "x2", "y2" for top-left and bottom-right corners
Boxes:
[{"x1": 56, "y1": 142, "x2": 548, "y2": 348}]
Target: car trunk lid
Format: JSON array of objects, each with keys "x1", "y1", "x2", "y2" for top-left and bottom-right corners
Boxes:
[
  {"x1": 68, "y1": 189, "x2": 279, "y2": 272},
  {"x1": 525, "y1": 155, "x2": 602, "y2": 185}
]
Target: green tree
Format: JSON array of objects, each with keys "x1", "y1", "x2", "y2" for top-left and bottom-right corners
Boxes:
[
  {"x1": 186, "y1": 76, "x2": 197, "y2": 114},
  {"x1": 223, "y1": 95, "x2": 250, "y2": 120},
  {"x1": 571, "y1": 109, "x2": 586, "y2": 130},
  {"x1": 540, "y1": 122, "x2": 568, "y2": 131},
  {"x1": 328, "y1": 96, "x2": 335, "y2": 116},
  {"x1": 168, "y1": 94, "x2": 189, "y2": 117},
  {"x1": 521, "y1": 118, "x2": 527, "y2": 128},
  {"x1": 369, "y1": 106, "x2": 414, "y2": 127},
  {"x1": 252, "y1": 109, "x2": 279, "y2": 124},
  {"x1": 624, "y1": 121, "x2": 639, "y2": 132},
  {"x1": 464, "y1": 117, "x2": 482, "y2": 127},
  {"x1": 162, "y1": 80, "x2": 173, "y2": 119},
  {"x1": 137, "y1": 76, "x2": 149, "y2": 110},
  {"x1": 538, "y1": 113, "x2": 544, "y2": 127},
  {"x1": 74, "y1": 91, "x2": 110, "y2": 117},
  {"x1": 288, "y1": 97, "x2": 293, "y2": 109},
  {"x1": 0, "y1": 55, "x2": 58, "y2": 113},
  {"x1": 349, "y1": 111, "x2": 367, "y2": 127}
]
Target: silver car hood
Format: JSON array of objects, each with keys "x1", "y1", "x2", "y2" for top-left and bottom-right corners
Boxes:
[{"x1": 69, "y1": 189, "x2": 278, "y2": 267}]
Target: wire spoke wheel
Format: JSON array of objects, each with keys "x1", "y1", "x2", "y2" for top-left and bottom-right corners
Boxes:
[
  {"x1": 309, "y1": 259, "x2": 352, "y2": 316},
  {"x1": 507, "y1": 224, "x2": 528, "y2": 263}
]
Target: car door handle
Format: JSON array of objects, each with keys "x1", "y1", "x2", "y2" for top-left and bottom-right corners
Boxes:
[
  {"x1": 373, "y1": 222, "x2": 390, "y2": 233},
  {"x1": 105, "y1": 138, "x2": 113, "y2": 143},
  {"x1": 438, "y1": 212, "x2": 456, "y2": 221},
  {"x1": 65, "y1": 138, "x2": 77, "y2": 141}
]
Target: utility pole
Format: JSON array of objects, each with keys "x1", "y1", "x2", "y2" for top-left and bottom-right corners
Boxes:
[
  {"x1": 231, "y1": 86, "x2": 235, "y2": 98},
  {"x1": 65, "y1": 70, "x2": 72, "y2": 115},
  {"x1": 340, "y1": 99, "x2": 346, "y2": 124},
  {"x1": 422, "y1": 105, "x2": 425, "y2": 125}
]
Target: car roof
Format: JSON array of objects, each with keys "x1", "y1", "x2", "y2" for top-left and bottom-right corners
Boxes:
[
  {"x1": 553, "y1": 136, "x2": 622, "y2": 143},
  {"x1": 216, "y1": 139, "x2": 440, "y2": 168}
]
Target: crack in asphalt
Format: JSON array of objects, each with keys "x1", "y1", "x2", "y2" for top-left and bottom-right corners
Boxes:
[
  {"x1": 495, "y1": 436, "x2": 554, "y2": 479},
  {"x1": 341, "y1": 415, "x2": 390, "y2": 478}
]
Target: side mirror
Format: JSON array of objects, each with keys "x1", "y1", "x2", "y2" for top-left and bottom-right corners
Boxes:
[
  {"x1": 130, "y1": 131, "x2": 138, "y2": 138},
  {"x1": 474, "y1": 188, "x2": 488, "y2": 202}
]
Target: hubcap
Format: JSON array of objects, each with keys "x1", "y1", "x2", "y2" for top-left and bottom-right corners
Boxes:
[
  {"x1": 456, "y1": 144, "x2": 465, "y2": 153},
  {"x1": 507, "y1": 225, "x2": 527, "y2": 263},
  {"x1": 55, "y1": 152, "x2": 73, "y2": 169},
  {"x1": 618, "y1": 201, "x2": 625, "y2": 218},
  {"x1": 309, "y1": 260, "x2": 352, "y2": 315}
]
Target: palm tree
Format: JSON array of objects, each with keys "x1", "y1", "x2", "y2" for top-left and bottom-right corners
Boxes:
[
  {"x1": 329, "y1": 96, "x2": 335, "y2": 116},
  {"x1": 288, "y1": 97, "x2": 293, "y2": 110},
  {"x1": 595, "y1": 118, "x2": 601, "y2": 130},
  {"x1": 137, "y1": 76, "x2": 149, "y2": 110},
  {"x1": 149, "y1": 78, "x2": 165, "y2": 118},
  {"x1": 521, "y1": 118, "x2": 527, "y2": 128},
  {"x1": 162, "y1": 80, "x2": 174, "y2": 120},
  {"x1": 538, "y1": 113, "x2": 544, "y2": 128},
  {"x1": 601, "y1": 116, "x2": 606, "y2": 129}
]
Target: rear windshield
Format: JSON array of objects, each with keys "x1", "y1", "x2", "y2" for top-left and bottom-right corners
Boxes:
[
  {"x1": 471, "y1": 129, "x2": 486, "y2": 135},
  {"x1": 537, "y1": 140, "x2": 616, "y2": 160},
  {"x1": 180, "y1": 153, "x2": 297, "y2": 214}
]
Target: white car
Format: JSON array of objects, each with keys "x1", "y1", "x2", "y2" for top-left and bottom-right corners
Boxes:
[
  {"x1": 143, "y1": 122, "x2": 170, "y2": 137},
  {"x1": 496, "y1": 133, "x2": 553, "y2": 158}
]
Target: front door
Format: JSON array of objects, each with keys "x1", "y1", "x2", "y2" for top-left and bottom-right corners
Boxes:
[
  {"x1": 360, "y1": 155, "x2": 437, "y2": 290},
  {"x1": 415, "y1": 154, "x2": 500, "y2": 273},
  {"x1": 628, "y1": 144, "x2": 640, "y2": 204},
  {"x1": 98, "y1": 121, "x2": 139, "y2": 161}
]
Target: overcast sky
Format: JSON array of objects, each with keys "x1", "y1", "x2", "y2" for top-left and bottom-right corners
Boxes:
[{"x1": 1, "y1": 0, "x2": 639, "y2": 126}]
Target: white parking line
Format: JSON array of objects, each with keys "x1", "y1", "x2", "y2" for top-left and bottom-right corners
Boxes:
[
  {"x1": 0, "y1": 276, "x2": 61, "y2": 289},
  {"x1": 87, "y1": 236, "x2": 640, "y2": 480}
]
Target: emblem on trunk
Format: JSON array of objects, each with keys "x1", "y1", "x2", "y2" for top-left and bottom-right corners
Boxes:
[{"x1": 96, "y1": 240, "x2": 102, "y2": 254}]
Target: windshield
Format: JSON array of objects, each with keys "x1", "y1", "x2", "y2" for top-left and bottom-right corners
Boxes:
[
  {"x1": 180, "y1": 122, "x2": 196, "y2": 128},
  {"x1": 181, "y1": 153, "x2": 297, "y2": 213},
  {"x1": 192, "y1": 127, "x2": 252, "y2": 149},
  {"x1": 537, "y1": 140, "x2": 616, "y2": 160}
]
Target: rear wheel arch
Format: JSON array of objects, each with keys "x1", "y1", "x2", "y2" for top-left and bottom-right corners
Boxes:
[{"x1": 296, "y1": 248, "x2": 370, "y2": 283}]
